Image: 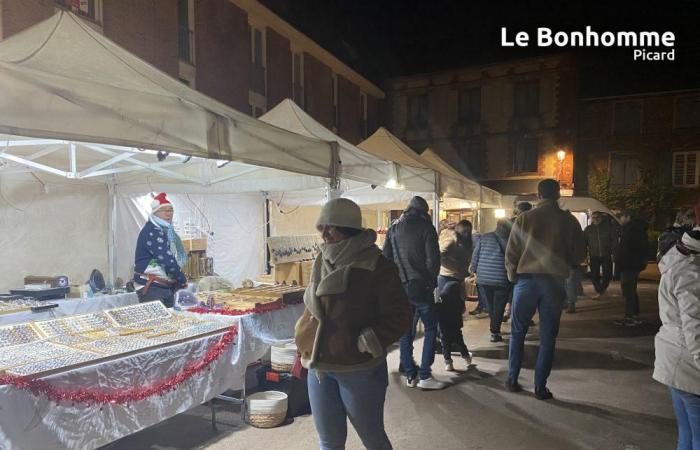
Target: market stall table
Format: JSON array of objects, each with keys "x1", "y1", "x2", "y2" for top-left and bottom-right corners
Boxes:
[
  {"x1": 0, "y1": 293, "x2": 139, "y2": 326},
  {"x1": 0, "y1": 300, "x2": 304, "y2": 449}
]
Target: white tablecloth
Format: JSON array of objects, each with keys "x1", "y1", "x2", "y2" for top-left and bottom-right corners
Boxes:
[
  {"x1": 0, "y1": 303, "x2": 305, "y2": 450},
  {"x1": 0, "y1": 293, "x2": 139, "y2": 326}
]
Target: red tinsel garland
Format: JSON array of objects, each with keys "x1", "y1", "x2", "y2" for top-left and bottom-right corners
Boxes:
[
  {"x1": 189, "y1": 298, "x2": 303, "y2": 317},
  {"x1": 0, "y1": 325, "x2": 238, "y2": 406}
]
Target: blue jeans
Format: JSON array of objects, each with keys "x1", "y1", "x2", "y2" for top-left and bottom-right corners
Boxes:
[
  {"x1": 399, "y1": 280, "x2": 438, "y2": 380},
  {"x1": 508, "y1": 275, "x2": 565, "y2": 390},
  {"x1": 478, "y1": 284, "x2": 510, "y2": 335},
  {"x1": 671, "y1": 387, "x2": 700, "y2": 450},
  {"x1": 308, "y1": 360, "x2": 392, "y2": 450}
]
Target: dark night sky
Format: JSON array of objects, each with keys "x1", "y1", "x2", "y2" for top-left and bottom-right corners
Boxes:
[{"x1": 260, "y1": 0, "x2": 700, "y2": 96}]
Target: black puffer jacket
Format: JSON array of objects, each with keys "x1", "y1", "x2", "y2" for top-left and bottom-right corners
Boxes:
[
  {"x1": 616, "y1": 219, "x2": 649, "y2": 272},
  {"x1": 382, "y1": 210, "x2": 440, "y2": 288},
  {"x1": 584, "y1": 219, "x2": 619, "y2": 258},
  {"x1": 657, "y1": 226, "x2": 692, "y2": 262}
]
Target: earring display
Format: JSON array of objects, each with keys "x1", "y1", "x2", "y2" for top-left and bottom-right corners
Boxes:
[
  {"x1": 0, "y1": 323, "x2": 42, "y2": 347},
  {"x1": 0, "y1": 301, "x2": 231, "y2": 378},
  {"x1": 195, "y1": 285, "x2": 305, "y2": 312},
  {"x1": 106, "y1": 301, "x2": 171, "y2": 327}
]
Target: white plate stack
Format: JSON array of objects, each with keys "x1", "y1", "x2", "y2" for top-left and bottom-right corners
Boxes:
[
  {"x1": 270, "y1": 342, "x2": 297, "y2": 372},
  {"x1": 246, "y1": 391, "x2": 288, "y2": 428}
]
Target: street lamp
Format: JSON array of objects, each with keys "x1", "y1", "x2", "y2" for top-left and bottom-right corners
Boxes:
[{"x1": 556, "y1": 150, "x2": 566, "y2": 184}]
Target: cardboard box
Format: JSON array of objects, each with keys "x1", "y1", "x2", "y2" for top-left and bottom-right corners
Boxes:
[
  {"x1": 300, "y1": 260, "x2": 314, "y2": 287},
  {"x1": 273, "y1": 262, "x2": 302, "y2": 285},
  {"x1": 183, "y1": 238, "x2": 207, "y2": 252}
]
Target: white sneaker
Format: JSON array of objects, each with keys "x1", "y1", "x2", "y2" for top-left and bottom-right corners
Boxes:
[
  {"x1": 445, "y1": 361, "x2": 455, "y2": 372},
  {"x1": 463, "y1": 352, "x2": 473, "y2": 366},
  {"x1": 406, "y1": 377, "x2": 418, "y2": 388},
  {"x1": 417, "y1": 377, "x2": 447, "y2": 390}
]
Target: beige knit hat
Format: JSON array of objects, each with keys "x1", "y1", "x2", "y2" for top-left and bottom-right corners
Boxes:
[{"x1": 316, "y1": 198, "x2": 363, "y2": 230}]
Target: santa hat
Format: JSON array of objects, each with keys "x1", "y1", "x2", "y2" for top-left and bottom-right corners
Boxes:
[{"x1": 151, "y1": 193, "x2": 173, "y2": 214}]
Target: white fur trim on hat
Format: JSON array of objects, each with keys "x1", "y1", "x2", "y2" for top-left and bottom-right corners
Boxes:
[
  {"x1": 316, "y1": 198, "x2": 362, "y2": 230},
  {"x1": 151, "y1": 192, "x2": 173, "y2": 214}
]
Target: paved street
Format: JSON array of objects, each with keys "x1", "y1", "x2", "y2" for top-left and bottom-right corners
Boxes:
[{"x1": 104, "y1": 280, "x2": 673, "y2": 450}]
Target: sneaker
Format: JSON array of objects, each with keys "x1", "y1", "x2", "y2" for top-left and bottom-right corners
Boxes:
[
  {"x1": 406, "y1": 376, "x2": 418, "y2": 388},
  {"x1": 505, "y1": 378, "x2": 522, "y2": 392},
  {"x1": 475, "y1": 311, "x2": 489, "y2": 319},
  {"x1": 417, "y1": 377, "x2": 447, "y2": 390},
  {"x1": 445, "y1": 361, "x2": 455, "y2": 372},
  {"x1": 592, "y1": 293, "x2": 601, "y2": 299},
  {"x1": 614, "y1": 317, "x2": 634, "y2": 326},
  {"x1": 468, "y1": 307, "x2": 483, "y2": 316},
  {"x1": 490, "y1": 333, "x2": 503, "y2": 342},
  {"x1": 463, "y1": 352, "x2": 473, "y2": 366},
  {"x1": 535, "y1": 387, "x2": 554, "y2": 400}
]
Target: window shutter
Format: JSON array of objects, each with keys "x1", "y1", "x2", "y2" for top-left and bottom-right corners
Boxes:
[
  {"x1": 686, "y1": 153, "x2": 697, "y2": 186},
  {"x1": 673, "y1": 153, "x2": 686, "y2": 186}
]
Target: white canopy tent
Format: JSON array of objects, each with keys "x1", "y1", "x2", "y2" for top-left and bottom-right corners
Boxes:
[{"x1": 0, "y1": 12, "x2": 401, "y2": 290}]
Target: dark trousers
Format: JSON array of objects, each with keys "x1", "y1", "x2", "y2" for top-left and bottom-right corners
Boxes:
[
  {"x1": 589, "y1": 256, "x2": 613, "y2": 294},
  {"x1": 508, "y1": 275, "x2": 565, "y2": 390},
  {"x1": 478, "y1": 284, "x2": 510, "y2": 334},
  {"x1": 437, "y1": 276, "x2": 470, "y2": 362},
  {"x1": 137, "y1": 284, "x2": 175, "y2": 308},
  {"x1": 620, "y1": 271, "x2": 640, "y2": 317}
]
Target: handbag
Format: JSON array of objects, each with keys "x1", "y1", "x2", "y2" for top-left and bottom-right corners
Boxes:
[{"x1": 464, "y1": 274, "x2": 478, "y2": 299}]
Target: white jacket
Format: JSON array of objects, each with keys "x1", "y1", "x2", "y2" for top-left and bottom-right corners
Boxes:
[{"x1": 653, "y1": 229, "x2": 700, "y2": 395}]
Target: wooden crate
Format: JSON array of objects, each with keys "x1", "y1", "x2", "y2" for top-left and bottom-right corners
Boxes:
[{"x1": 183, "y1": 238, "x2": 207, "y2": 252}]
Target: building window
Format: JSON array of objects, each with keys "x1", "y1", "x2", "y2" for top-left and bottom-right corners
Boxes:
[
  {"x1": 360, "y1": 92, "x2": 368, "y2": 139},
  {"x1": 675, "y1": 96, "x2": 700, "y2": 129},
  {"x1": 672, "y1": 151, "x2": 700, "y2": 188},
  {"x1": 250, "y1": 27, "x2": 266, "y2": 96},
  {"x1": 514, "y1": 138, "x2": 538, "y2": 174},
  {"x1": 292, "y1": 52, "x2": 304, "y2": 108},
  {"x1": 459, "y1": 140, "x2": 482, "y2": 178},
  {"x1": 458, "y1": 88, "x2": 481, "y2": 123},
  {"x1": 514, "y1": 80, "x2": 539, "y2": 117},
  {"x1": 178, "y1": 0, "x2": 194, "y2": 64},
  {"x1": 613, "y1": 101, "x2": 642, "y2": 135},
  {"x1": 609, "y1": 153, "x2": 640, "y2": 186},
  {"x1": 407, "y1": 94, "x2": 428, "y2": 129},
  {"x1": 332, "y1": 73, "x2": 339, "y2": 132}
]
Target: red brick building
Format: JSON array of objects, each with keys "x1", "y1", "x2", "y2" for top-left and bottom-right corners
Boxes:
[
  {"x1": 577, "y1": 89, "x2": 700, "y2": 208},
  {"x1": 0, "y1": 0, "x2": 384, "y2": 145},
  {"x1": 384, "y1": 54, "x2": 579, "y2": 196}
]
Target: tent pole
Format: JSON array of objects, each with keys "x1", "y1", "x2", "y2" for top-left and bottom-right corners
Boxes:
[
  {"x1": 432, "y1": 193, "x2": 440, "y2": 303},
  {"x1": 107, "y1": 178, "x2": 117, "y2": 285},
  {"x1": 263, "y1": 192, "x2": 271, "y2": 275}
]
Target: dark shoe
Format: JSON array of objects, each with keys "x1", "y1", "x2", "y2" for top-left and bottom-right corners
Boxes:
[
  {"x1": 535, "y1": 387, "x2": 554, "y2": 400},
  {"x1": 468, "y1": 307, "x2": 483, "y2": 316},
  {"x1": 566, "y1": 304, "x2": 576, "y2": 314},
  {"x1": 614, "y1": 317, "x2": 634, "y2": 326},
  {"x1": 505, "y1": 378, "x2": 522, "y2": 392},
  {"x1": 490, "y1": 333, "x2": 503, "y2": 342}
]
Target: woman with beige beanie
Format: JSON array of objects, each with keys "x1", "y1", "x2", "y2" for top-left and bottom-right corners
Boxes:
[{"x1": 295, "y1": 198, "x2": 412, "y2": 450}]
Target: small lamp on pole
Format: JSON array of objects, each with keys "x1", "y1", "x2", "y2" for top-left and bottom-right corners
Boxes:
[{"x1": 556, "y1": 150, "x2": 566, "y2": 184}]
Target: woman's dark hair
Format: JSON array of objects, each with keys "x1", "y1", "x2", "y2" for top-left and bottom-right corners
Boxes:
[{"x1": 334, "y1": 226, "x2": 363, "y2": 238}]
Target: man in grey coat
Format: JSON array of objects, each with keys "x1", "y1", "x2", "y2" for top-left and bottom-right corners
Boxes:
[{"x1": 383, "y1": 196, "x2": 444, "y2": 390}]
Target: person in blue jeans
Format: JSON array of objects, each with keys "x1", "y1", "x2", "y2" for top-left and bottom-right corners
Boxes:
[
  {"x1": 505, "y1": 179, "x2": 586, "y2": 400},
  {"x1": 384, "y1": 196, "x2": 446, "y2": 390}
]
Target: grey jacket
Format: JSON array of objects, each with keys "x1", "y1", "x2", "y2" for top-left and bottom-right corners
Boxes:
[
  {"x1": 653, "y1": 230, "x2": 700, "y2": 396},
  {"x1": 382, "y1": 211, "x2": 440, "y2": 288}
]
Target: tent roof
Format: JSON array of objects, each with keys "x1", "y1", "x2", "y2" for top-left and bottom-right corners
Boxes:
[
  {"x1": 0, "y1": 11, "x2": 333, "y2": 179},
  {"x1": 358, "y1": 127, "x2": 430, "y2": 169},
  {"x1": 259, "y1": 99, "x2": 391, "y2": 186}
]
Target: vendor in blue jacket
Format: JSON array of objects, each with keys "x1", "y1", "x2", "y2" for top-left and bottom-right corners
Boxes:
[{"x1": 133, "y1": 192, "x2": 188, "y2": 307}]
